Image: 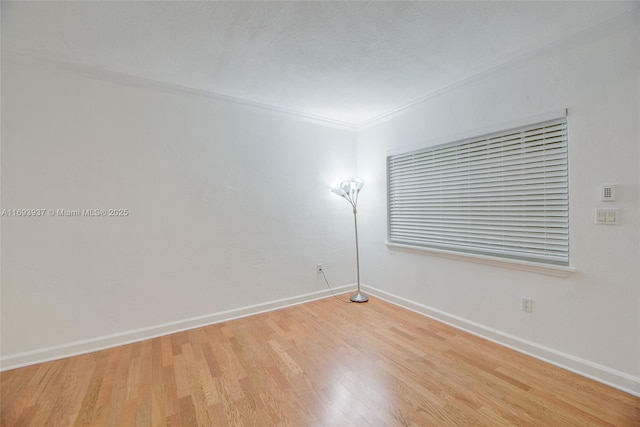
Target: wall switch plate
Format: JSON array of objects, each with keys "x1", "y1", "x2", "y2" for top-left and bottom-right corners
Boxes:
[
  {"x1": 600, "y1": 184, "x2": 616, "y2": 202},
  {"x1": 595, "y1": 208, "x2": 620, "y2": 225},
  {"x1": 521, "y1": 297, "x2": 533, "y2": 313}
]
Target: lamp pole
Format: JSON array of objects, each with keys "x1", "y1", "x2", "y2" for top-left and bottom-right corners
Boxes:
[{"x1": 350, "y1": 205, "x2": 367, "y2": 302}]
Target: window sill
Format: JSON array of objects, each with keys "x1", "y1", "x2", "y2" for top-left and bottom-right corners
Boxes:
[{"x1": 385, "y1": 242, "x2": 576, "y2": 278}]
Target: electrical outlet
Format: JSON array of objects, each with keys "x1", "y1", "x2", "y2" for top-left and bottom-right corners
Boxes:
[
  {"x1": 521, "y1": 297, "x2": 533, "y2": 313},
  {"x1": 317, "y1": 264, "x2": 323, "y2": 273}
]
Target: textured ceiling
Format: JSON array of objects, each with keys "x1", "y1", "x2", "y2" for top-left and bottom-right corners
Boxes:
[{"x1": 2, "y1": 1, "x2": 638, "y2": 125}]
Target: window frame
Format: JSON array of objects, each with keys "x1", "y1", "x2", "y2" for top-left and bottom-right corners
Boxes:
[{"x1": 386, "y1": 110, "x2": 574, "y2": 276}]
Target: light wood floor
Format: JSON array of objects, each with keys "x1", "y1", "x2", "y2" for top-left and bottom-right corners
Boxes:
[{"x1": 2, "y1": 295, "x2": 639, "y2": 426}]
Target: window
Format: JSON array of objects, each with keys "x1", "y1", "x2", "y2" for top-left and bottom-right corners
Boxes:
[{"x1": 387, "y1": 115, "x2": 569, "y2": 266}]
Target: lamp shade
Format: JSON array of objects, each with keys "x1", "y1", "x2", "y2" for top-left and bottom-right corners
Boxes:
[
  {"x1": 331, "y1": 187, "x2": 347, "y2": 197},
  {"x1": 332, "y1": 178, "x2": 364, "y2": 201}
]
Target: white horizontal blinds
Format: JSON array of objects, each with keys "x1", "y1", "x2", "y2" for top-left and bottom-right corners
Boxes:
[{"x1": 388, "y1": 117, "x2": 569, "y2": 265}]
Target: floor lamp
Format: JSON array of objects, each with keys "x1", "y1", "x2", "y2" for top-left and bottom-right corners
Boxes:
[{"x1": 332, "y1": 178, "x2": 368, "y2": 303}]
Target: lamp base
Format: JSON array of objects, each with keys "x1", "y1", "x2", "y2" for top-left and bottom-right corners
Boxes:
[{"x1": 350, "y1": 291, "x2": 369, "y2": 303}]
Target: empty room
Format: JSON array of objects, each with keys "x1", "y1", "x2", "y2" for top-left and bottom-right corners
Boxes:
[{"x1": 1, "y1": 1, "x2": 639, "y2": 426}]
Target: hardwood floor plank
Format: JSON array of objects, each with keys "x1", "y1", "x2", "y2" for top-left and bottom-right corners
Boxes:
[
  {"x1": 2, "y1": 295, "x2": 639, "y2": 426},
  {"x1": 73, "y1": 374, "x2": 103, "y2": 426}
]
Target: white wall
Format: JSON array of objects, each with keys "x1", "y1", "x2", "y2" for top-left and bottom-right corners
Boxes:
[
  {"x1": 1, "y1": 58, "x2": 358, "y2": 366},
  {"x1": 357, "y1": 14, "x2": 640, "y2": 394}
]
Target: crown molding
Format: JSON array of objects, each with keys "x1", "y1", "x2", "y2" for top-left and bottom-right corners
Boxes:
[
  {"x1": 355, "y1": 7, "x2": 640, "y2": 130},
  {"x1": 3, "y1": 6, "x2": 637, "y2": 133},
  {"x1": 1, "y1": 51, "x2": 357, "y2": 131}
]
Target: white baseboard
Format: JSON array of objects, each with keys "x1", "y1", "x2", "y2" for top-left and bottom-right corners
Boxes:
[
  {"x1": 362, "y1": 284, "x2": 640, "y2": 397},
  {"x1": 4, "y1": 283, "x2": 638, "y2": 398},
  {"x1": 0, "y1": 285, "x2": 353, "y2": 372}
]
